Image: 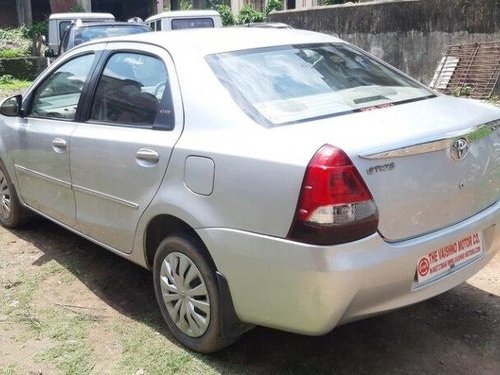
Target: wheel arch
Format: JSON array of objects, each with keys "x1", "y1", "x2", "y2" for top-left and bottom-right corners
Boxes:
[{"x1": 144, "y1": 214, "x2": 216, "y2": 271}]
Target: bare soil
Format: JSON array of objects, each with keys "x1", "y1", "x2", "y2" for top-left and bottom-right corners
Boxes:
[{"x1": 0, "y1": 216, "x2": 499, "y2": 374}]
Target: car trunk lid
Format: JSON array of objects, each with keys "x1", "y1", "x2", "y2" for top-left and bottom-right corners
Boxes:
[{"x1": 275, "y1": 96, "x2": 500, "y2": 242}]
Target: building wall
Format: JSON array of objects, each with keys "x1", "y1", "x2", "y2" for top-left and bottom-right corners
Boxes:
[{"x1": 270, "y1": 0, "x2": 500, "y2": 84}]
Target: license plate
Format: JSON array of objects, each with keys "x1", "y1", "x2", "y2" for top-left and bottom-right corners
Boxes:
[{"x1": 416, "y1": 231, "x2": 484, "y2": 284}]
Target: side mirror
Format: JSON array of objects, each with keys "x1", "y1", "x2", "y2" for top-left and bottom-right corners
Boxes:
[
  {"x1": 0, "y1": 95, "x2": 22, "y2": 117},
  {"x1": 44, "y1": 49, "x2": 56, "y2": 58}
]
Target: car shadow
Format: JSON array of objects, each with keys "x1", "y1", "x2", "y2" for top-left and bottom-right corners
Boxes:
[{"x1": 7, "y1": 217, "x2": 500, "y2": 375}]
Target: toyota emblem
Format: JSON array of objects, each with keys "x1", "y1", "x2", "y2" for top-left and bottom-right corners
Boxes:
[{"x1": 450, "y1": 138, "x2": 469, "y2": 161}]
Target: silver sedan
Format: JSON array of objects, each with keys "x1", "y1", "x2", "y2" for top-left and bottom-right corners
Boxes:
[{"x1": 0, "y1": 28, "x2": 499, "y2": 353}]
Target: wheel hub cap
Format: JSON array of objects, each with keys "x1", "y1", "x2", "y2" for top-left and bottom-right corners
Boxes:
[
  {"x1": 0, "y1": 170, "x2": 11, "y2": 220},
  {"x1": 159, "y1": 252, "x2": 210, "y2": 337}
]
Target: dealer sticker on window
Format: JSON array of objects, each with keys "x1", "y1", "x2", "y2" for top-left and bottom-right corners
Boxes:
[{"x1": 416, "y1": 232, "x2": 484, "y2": 284}]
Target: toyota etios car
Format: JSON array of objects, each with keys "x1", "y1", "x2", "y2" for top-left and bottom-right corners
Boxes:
[{"x1": 0, "y1": 29, "x2": 499, "y2": 353}]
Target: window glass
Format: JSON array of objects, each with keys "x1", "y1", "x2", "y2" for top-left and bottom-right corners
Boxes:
[
  {"x1": 171, "y1": 18, "x2": 214, "y2": 30},
  {"x1": 30, "y1": 54, "x2": 95, "y2": 120},
  {"x1": 90, "y1": 52, "x2": 173, "y2": 127},
  {"x1": 74, "y1": 25, "x2": 150, "y2": 46},
  {"x1": 156, "y1": 20, "x2": 162, "y2": 31},
  {"x1": 59, "y1": 21, "x2": 71, "y2": 40},
  {"x1": 207, "y1": 43, "x2": 432, "y2": 125},
  {"x1": 59, "y1": 27, "x2": 71, "y2": 54}
]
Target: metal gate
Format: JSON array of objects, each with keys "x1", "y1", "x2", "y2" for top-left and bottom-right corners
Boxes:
[{"x1": 429, "y1": 41, "x2": 500, "y2": 99}]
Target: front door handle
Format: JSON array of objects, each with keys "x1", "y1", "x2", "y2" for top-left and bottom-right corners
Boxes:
[
  {"x1": 136, "y1": 148, "x2": 159, "y2": 165},
  {"x1": 52, "y1": 138, "x2": 67, "y2": 153}
]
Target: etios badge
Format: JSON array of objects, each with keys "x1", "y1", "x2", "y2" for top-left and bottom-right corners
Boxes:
[{"x1": 450, "y1": 138, "x2": 469, "y2": 161}]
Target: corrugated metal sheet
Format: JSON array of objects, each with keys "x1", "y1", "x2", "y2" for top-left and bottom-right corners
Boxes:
[{"x1": 430, "y1": 41, "x2": 500, "y2": 99}]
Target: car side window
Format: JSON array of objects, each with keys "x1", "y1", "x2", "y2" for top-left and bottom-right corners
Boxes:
[
  {"x1": 156, "y1": 20, "x2": 162, "y2": 31},
  {"x1": 90, "y1": 52, "x2": 173, "y2": 127},
  {"x1": 30, "y1": 54, "x2": 95, "y2": 120}
]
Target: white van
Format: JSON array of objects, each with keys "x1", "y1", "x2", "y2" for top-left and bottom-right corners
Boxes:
[
  {"x1": 48, "y1": 13, "x2": 115, "y2": 53},
  {"x1": 145, "y1": 10, "x2": 222, "y2": 31}
]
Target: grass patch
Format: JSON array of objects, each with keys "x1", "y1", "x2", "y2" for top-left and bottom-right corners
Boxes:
[
  {"x1": 0, "y1": 365, "x2": 17, "y2": 375},
  {"x1": 35, "y1": 308, "x2": 97, "y2": 373},
  {"x1": 0, "y1": 75, "x2": 31, "y2": 100},
  {"x1": 114, "y1": 318, "x2": 216, "y2": 374},
  {"x1": 45, "y1": 309, "x2": 98, "y2": 341},
  {"x1": 1, "y1": 269, "x2": 41, "y2": 318},
  {"x1": 39, "y1": 341, "x2": 94, "y2": 375},
  {"x1": 0, "y1": 75, "x2": 31, "y2": 89}
]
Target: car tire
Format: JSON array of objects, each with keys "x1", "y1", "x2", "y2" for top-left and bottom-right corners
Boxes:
[
  {"x1": 153, "y1": 234, "x2": 238, "y2": 353},
  {"x1": 0, "y1": 160, "x2": 29, "y2": 228}
]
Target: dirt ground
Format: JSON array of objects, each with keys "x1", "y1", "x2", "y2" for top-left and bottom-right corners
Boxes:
[{"x1": 0, "y1": 216, "x2": 499, "y2": 374}]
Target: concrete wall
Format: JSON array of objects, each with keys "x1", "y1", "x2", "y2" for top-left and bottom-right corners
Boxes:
[
  {"x1": 270, "y1": 0, "x2": 500, "y2": 85},
  {"x1": 0, "y1": 57, "x2": 47, "y2": 80}
]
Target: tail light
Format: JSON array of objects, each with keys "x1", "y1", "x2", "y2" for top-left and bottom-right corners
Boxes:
[{"x1": 288, "y1": 144, "x2": 378, "y2": 245}]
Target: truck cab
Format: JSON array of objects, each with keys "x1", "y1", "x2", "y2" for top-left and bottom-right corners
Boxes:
[{"x1": 145, "y1": 10, "x2": 222, "y2": 31}]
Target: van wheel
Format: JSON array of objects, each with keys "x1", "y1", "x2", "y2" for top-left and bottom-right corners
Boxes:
[
  {"x1": 153, "y1": 235, "x2": 237, "y2": 353},
  {"x1": 0, "y1": 161, "x2": 28, "y2": 228}
]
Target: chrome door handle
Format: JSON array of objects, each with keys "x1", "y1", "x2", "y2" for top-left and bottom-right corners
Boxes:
[
  {"x1": 136, "y1": 148, "x2": 159, "y2": 163},
  {"x1": 52, "y1": 138, "x2": 67, "y2": 153}
]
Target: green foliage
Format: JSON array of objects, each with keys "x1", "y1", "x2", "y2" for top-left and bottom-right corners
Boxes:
[
  {"x1": 487, "y1": 95, "x2": 500, "y2": 106},
  {"x1": 265, "y1": 0, "x2": 282, "y2": 15},
  {"x1": 0, "y1": 49, "x2": 25, "y2": 58},
  {"x1": 0, "y1": 74, "x2": 15, "y2": 84},
  {"x1": 212, "y1": 0, "x2": 282, "y2": 26},
  {"x1": 452, "y1": 84, "x2": 474, "y2": 97},
  {"x1": 23, "y1": 20, "x2": 49, "y2": 39},
  {"x1": 69, "y1": 4, "x2": 85, "y2": 13},
  {"x1": 216, "y1": 4, "x2": 236, "y2": 26},
  {"x1": 180, "y1": 0, "x2": 193, "y2": 10},
  {"x1": 237, "y1": 5, "x2": 266, "y2": 24},
  {"x1": 0, "y1": 28, "x2": 31, "y2": 57}
]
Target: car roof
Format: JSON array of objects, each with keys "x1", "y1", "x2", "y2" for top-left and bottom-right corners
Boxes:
[
  {"x1": 145, "y1": 10, "x2": 220, "y2": 22},
  {"x1": 49, "y1": 12, "x2": 114, "y2": 20},
  {"x1": 72, "y1": 21, "x2": 148, "y2": 29},
  {"x1": 81, "y1": 27, "x2": 342, "y2": 56}
]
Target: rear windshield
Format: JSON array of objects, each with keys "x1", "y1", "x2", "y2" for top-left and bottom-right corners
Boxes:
[
  {"x1": 171, "y1": 18, "x2": 214, "y2": 30},
  {"x1": 74, "y1": 25, "x2": 149, "y2": 46},
  {"x1": 207, "y1": 43, "x2": 433, "y2": 125}
]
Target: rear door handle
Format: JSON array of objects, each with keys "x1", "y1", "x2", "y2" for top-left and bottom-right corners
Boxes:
[
  {"x1": 136, "y1": 148, "x2": 159, "y2": 165},
  {"x1": 52, "y1": 138, "x2": 67, "y2": 153}
]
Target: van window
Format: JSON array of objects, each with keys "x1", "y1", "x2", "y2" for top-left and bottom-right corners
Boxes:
[
  {"x1": 156, "y1": 20, "x2": 162, "y2": 31},
  {"x1": 171, "y1": 18, "x2": 214, "y2": 30},
  {"x1": 59, "y1": 21, "x2": 71, "y2": 40}
]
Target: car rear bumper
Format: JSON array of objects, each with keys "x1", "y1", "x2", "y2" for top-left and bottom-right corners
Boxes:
[{"x1": 197, "y1": 200, "x2": 500, "y2": 335}]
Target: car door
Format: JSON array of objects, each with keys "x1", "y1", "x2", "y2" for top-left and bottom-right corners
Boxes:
[
  {"x1": 70, "y1": 43, "x2": 183, "y2": 253},
  {"x1": 11, "y1": 52, "x2": 99, "y2": 227}
]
